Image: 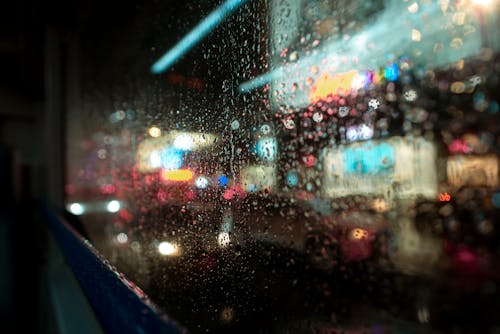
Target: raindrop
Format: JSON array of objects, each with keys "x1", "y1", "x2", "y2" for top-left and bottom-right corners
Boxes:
[{"x1": 231, "y1": 119, "x2": 240, "y2": 130}]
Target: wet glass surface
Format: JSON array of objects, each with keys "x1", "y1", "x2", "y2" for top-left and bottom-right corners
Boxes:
[{"x1": 65, "y1": 0, "x2": 500, "y2": 332}]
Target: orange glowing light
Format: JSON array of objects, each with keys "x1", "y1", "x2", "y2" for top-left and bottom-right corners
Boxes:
[
  {"x1": 439, "y1": 192, "x2": 451, "y2": 202},
  {"x1": 351, "y1": 228, "x2": 369, "y2": 240},
  {"x1": 309, "y1": 70, "x2": 358, "y2": 103},
  {"x1": 161, "y1": 169, "x2": 193, "y2": 182}
]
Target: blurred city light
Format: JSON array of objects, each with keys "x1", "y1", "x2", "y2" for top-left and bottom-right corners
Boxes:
[
  {"x1": 344, "y1": 142, "x2": 394, "y2": 174},
  {"x1": 109, "y1": 110, "x2": 126, "y2": 123},
  {"x1": 158, "y1": 241, "x2": 179, "y2": 256},
  {"x1": 161, "y1": 169, "x2": 193, "y2": 182},
  {"x1": 408, "y1": 2, "x2": 419, "y2": 13},
  {"x1": 240, "y1": 0, "x2": 483, "y2": 104},
  {"x1": 241, "y1": 165, "x2": 276, "y2": 192},
  {"x1": 148, "y1": 126, "x2": 162, "y2": 138},
  {"x1": 136, "y1": 131, "x2": 218, "y2": 172},
  {"x1": 371, "y1": 198, "x2": 391, "y2": 213},
  {"x1": 106, "y1": 200, "x2": 121, "y2": 213},
  {"x1": 151, "y1": 0, "x2": 250, "y2": 74},
  {"x1": 346, "y1": 124, "x2": 374, "y2": 142},
  {"x1": 160, "y1": 147, "x2": 184, "y2": 170},
  {"x1": 173, "y1": 133, "x2": 195, "y2": 150},
  {"x1": 68, "y1": 202, "x2": 85, "y2": 215},
  {"x1": 439, "y1": 192, "x2": 452, "y2": 202},
  {"x1": 217, "y1": 232, "x2": 231, "y2": 247},
  {"x1": 218, "y1": 175, "x2": 228, "y2": 186},
  {"x1": 256, "y1": 137, "x2": 278, "y2": 161},
  {"x1": 220, "y1": 306, "x2": 234, "y2": 323},
  {"x1": 149, "y1": 151, "x2": 162, "y2": 168},
  {"x1": 286, "y1": 171, "x2": 299, "y2": 187},
  {"x1": 323, "y1": 137, "x2": 438, "y2": 198},
  {"x1": 309, "y1": 71, "x2": 359, "y2": 103},
  {"x1": 116, "y1": 233, "x2": 128, "y2": 244},
  {"x1": 385, "y1": 63, "x2": 399, "y2": 81},
  {"x1": 195, "y1": 176, "x2": 209, "y2": 189},
  {"x1": 447, "y1": 155, "x2": 498, "y2": 188},
  {"x1": 473, "y1": 0, "x2": 492, "y2": 5},
  {"x1": 350, "y1": 228, "x2": 369, "y2": 240}
]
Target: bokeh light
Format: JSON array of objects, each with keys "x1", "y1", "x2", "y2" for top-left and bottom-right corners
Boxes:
[
  {"x1": 158, "y1": 241, "x2": 179, "y2": 256},
  {"x1": 68, "y1": 203, "x2": 85, "y2": 215},
  {"x1": 106, "y1": 200, "x2": 121, "y2": 213},
  {"x1": 148, "y1": 126, "x2": 162, "y2": 138},
  {"x1": 217, "y1": 232, "x2": 231, "y2": 247}
]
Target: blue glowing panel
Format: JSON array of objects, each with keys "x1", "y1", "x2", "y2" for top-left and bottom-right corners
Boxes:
[
  {"x1": 385, "y1": 63, "x2": 399, "y2": 81},
  {"x1": 160, "y1": 147, "x2": 184, "y2": 170},
  {"x1": 286, "y1": 171, "x2": 299, "y2": 187},
  {"x1": 151, "y1": 0, "x2": 249, "y2": 74},
  {"x1": 218, "y1": 175, "x2": 228, "y2": 187},
  {"x1": 344, "y1": 142, "x2": 394, "y2": 175},
  {"x1": 256, "y1": 137, "x2": 277, "y2": 162}
]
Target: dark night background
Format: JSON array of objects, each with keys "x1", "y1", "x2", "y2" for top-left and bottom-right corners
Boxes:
[{"x1": 0, "y1": 1, "x2": 263, "y2": 332}]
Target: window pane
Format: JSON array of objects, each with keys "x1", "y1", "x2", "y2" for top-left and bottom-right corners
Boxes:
[{"x1": 66, "y1": 0, "x2": 500, "y2": 332}]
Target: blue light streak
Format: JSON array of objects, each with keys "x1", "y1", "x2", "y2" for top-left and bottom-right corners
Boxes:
[
  {"x1": 151, "y1": 0, "x2": 250, "y2": 74},
  {"x1": 238, "y1": 0, "x2": 475, "y2": 93}
]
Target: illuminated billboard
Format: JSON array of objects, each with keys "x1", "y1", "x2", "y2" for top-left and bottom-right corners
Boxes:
[
  {"x1": 242, "y1": 0, "x2": 493, "y2": 110},
  {"x1": 240, "y1": 165, "x2": 277, "y2": 193},
  {"x1": 447, "y1": 155, "x2": 499, "y2": 188},
  {"x1": 136, "y1": 131, "x2": 217, "y2": 172},
  {"x1": 322, "y1": 137, "x2": 437, "y2": 199}
]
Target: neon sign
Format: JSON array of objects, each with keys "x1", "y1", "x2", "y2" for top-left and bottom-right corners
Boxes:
[
  {"x1": 161, "y1": 169, "x2": 193, "y2": 182},
  {"x1": 439, "y1": 192, "x2": 451, "y2": 202}
]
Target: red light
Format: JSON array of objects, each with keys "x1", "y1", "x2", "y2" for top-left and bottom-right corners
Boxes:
[
  {"x1": 448, "y1": 139, "x2": 471, "y2": 154},
  {"x1": 100, "y1": 184, "x2": 116, "y2": 194},
  {"x1": 439, "y1": 192, "x2": 451, "y2": 202},
  {"x1": 303, "y1": 155, "x2": 316, "y2": 167}
]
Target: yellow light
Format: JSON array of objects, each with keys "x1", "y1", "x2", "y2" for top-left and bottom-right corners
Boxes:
[
  {"x1": 473, "y1": 0, "x2": 491, "y2": 5},
  {"x1": 411, "y1": 29, "x2": 421, "y2": 42},
  {"x1": 408, "y1": 2, "x2": 419, "y2": 13},
  {"x1": 161, "y1": 169, "x2": 193, "y2": 182},
  {"x1": 148, "y1": 126, "x2": 161, "y2": 138},
  {"x1": 158, "y1": 241, "x2": 180, "y2": 256},
  {"x1": 371, "y1": 198, "x2": 390, "y2": 213},
  {"x1": 351, "y1": 228, "x2": 369, "y2": 240},
  {"x1": 309, "y1": 71, "x2": 358, "y2": 103}
]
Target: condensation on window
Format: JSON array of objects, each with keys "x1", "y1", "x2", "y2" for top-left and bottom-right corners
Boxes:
[{"x1": 65, "y1": 0, "x2": 500, "y2": 332}]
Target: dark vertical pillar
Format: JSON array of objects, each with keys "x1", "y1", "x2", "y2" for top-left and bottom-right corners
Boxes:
[{"x1": 44, "y1": 27, "x2": 65, "y2": 210}]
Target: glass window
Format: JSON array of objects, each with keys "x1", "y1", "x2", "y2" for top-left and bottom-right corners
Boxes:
[{"x1": 66, "y1": 0, "x2": 500, "y2": 332}]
